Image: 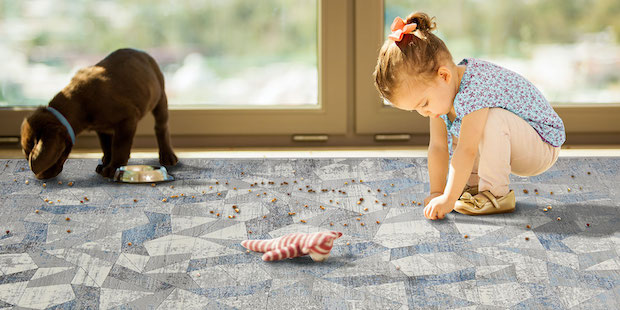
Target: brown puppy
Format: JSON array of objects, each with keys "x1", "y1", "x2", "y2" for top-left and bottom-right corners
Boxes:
[{"x1": 21, "y1": 48, "x2": 178, "y2": 179}]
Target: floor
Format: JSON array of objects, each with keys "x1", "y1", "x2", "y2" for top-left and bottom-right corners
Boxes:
[{"x1": 0, "y1": 149, "x2": 619, "y2": 309}]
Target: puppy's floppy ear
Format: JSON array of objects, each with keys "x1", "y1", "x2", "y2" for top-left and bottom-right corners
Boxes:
[{"x1": 29, "y1": 132, "x2": 65, "y2": 177}]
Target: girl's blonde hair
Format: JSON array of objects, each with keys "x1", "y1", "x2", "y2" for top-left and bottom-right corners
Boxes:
[{"x1": 373, "y1": 12, "x2": 452, "y2": 101}]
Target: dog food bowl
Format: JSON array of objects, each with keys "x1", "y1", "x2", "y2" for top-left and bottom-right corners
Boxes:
[{"x1": 113, "y1": 165, "x2": 174, "y2": 183}]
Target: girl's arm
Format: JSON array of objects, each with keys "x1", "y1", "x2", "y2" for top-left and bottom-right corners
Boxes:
[
  {"x1": 428, "y1": 116, "x2": 449, "y2": 195},
  {"x1": 444, "y1": 108, "x2": 489, "y2": 202}
]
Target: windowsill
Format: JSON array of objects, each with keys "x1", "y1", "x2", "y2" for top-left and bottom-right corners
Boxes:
[{"x1": 1, "y1": 145, "x2": 619, "y2": 159}]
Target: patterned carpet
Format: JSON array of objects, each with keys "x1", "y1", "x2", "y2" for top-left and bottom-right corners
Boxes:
[{"x1": 0, "y1": 157, "x2": 619, "y2": 309}]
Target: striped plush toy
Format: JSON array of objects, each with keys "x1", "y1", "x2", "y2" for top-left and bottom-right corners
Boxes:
[{"x1": 241, "y1": 231, "x2": 343, "y2": 262}]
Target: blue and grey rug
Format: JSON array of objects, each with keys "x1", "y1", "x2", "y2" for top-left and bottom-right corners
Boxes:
[{"x1": 0, "y1": 157, "x2": 619, "y2": 309}]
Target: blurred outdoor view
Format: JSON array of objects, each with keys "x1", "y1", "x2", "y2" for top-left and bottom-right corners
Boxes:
[
  {"x1": 386, "y1": 0, "x2": 620, "y2": 105},
  {"x1": 0, "y1": 0, "x2": 318, "y2": 108}
]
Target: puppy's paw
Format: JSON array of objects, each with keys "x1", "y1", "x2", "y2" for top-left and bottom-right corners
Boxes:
[
  {"x1": 159, "y1": 152, "x2": 178, "y2": 166},
  {"x1": 100, "y1": 165, "x2": 119, "y2": 178},
  {"x1": 96, "y1": 164, "x2": 104, "y2": 174}
]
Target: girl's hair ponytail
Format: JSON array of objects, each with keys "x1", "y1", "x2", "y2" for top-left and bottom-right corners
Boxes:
[{"x1": 374, "y1": 12, "x2": 451, "y2": 101}]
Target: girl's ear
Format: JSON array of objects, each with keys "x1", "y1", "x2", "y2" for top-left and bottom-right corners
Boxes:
[{"x1": 437, "y1": 66, "x2": 451, "y2": 83}]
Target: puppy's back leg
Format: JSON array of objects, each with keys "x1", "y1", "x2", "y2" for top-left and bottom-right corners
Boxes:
[
  {"x1": 95, "y1": 132, "x2": 112, "y2": 174},
  {"x1": 152, "y1": 93, "x2": 178, "y2": 166}
]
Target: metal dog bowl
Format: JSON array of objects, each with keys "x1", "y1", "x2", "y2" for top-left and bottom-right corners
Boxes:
[{"x1": 113, "y1": 165, "x2": 174, "y2": 183}]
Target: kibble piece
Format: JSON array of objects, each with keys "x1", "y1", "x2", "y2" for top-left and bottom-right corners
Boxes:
[
  {"x1": 526, "y1": 225, "x2": 531, "y2": 229},
  {"x1": 543, "y1": 208, "x2": 548, "y2": 212},
  {"x1": 128, "y1": 242, "x2": 132, "y2": 246},
  {"x1": 571, "y1": 175, "x2": 575, "y2": 178},
  {"x1": 586, "y1": 223, "x2": 590, "y2": 227},
  {"x1": 300, "y1": 220, "x2": 307, "y2": 223},
  {"x1": 360, "y1": 223, "x2": 365, "y2": 226},
  {"x1": 550, "y1": 191, "x2": 553, "y2": 195},
  {"x1": 5, "y1": 230, "x2": 9, "y2": 234},
  {"x1": 134, "y1": 199, "x2": 138, "y2": 203},
  {"x1": 151, "y1": 183, "x2": 156, "y2": 187},
  {"x1": 363, "y1": 208, "x2": 368, "y2": 211},
  {"x1": 330, "y1": 222, "x2": 334, "y2": 226},
  {"x1": 65, "y1": 217, "x2": 70, "y2": 221},
  {"x1": 25, "y1": 180, "x2": 30, "y2": 185},
  {"x1": 209, "y1": 210, "x2": 214, "y2": 214},
  {"x1": 162, "y1": 198, "x2": 167, "y2": 202},
  {"x1": 567, "y1": 188, "x2": 571, "y2": 192},
  {"x1": 356, "y1": 218, "x2": 361, "y2": 221},
  {"x1": 35, "y1": 210, "x2": 40, "y2": 214},
  {"x1": 525, "y1": 237, "x2": 530, "y2": 241},
  {"x1": 343, "y1": 223, "x2": 348, "y2": 226},
  {"x1": 42, "y1": 183, "x2": 46, "y2": 187},
  {"x1": 68, "y1": 182, "x2": 73, "y2": 186},
  {"x1": 376, "y1": 221, "x2": 381, "y2": 224},
  {"x1": 587, "y1": 171, "x2": 591, "y2": 175},
  {"x1": 464, "y1": 235, "x2": 468, "y2": 239},
  {"x1": 58, "y1": 181, "x2": 63, "y2": 185},
  {"x1": 66, "y1": 229, "x2": 71, "y2": 233},
  {"x1": 523, "y1": 189, "x2": 528, "y2": 194},
  {"x1": 557, "y1": 217, "x2": 561, "y2": 221},
  {"x1": 170, "y1": 185, "x2": 174, "y2": 189}
]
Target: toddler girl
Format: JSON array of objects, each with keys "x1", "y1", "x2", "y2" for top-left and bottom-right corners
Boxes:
[{"x1": 373, "y1": 12, "x2": 565, "y2": 220}]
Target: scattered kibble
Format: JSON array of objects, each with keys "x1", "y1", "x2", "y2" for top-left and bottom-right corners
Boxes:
[
  {"x1": 526, "y1": 225, "x2": 531, "y2": 229},
  {"x1": 330, "y1": 222, "x2": 334, "y2": 226},
  {"x1": 300, "y1": 220, "x2": 307, "y2": 223},
  {"x1": 35, "y1": 210, "x2": 39, "y2": 214},
  {"x1": 557, "y1": 217, "x2": 561, "y2": 221},
  {"x1": 68, "y1": 182, "x2": 73, "y2": 186},
  {"x1": 346, "y1": 242, "x2": 350, "y2": 246},
  {"x1": 42, "y1": 183, "x2": 46, "y2": 188},
  {"x1": 170, "y1": 185, "x2": 174, "y2": 189},
  {"x1": 5, "y1": 230, "x2": 9, "y2": 235},
  {"x1": 162, "y1": 198, "x2": 167, "y2": 202},
  {"x1": 525, "y1": 237, "x2": 530, "y2": 241},
  {"x1": 66, "y1": 229, "x2": 71, "y2": 233},
  {"x1": 376, "y1": 221, "x2": 381, "y2": 224},
  {"x1": 343, "y1": 223, "x2": 348, "y2": 226},
  {"x1": 550, "y1": 191, "x2": 554, "y2": 195},
  {"x1": 363, "y1": 208, "x2": 368, "y2": 211},
  {"x1": 151, "y1": 183, "x2": 156, "y2": 187},
  {"x1": 216, "y1": 213, "x2": 220, "y2": 217},
  {"x1": 395, "y1": 266, "x2": 400, "y2": 270},
  {"x1": 523, "y1": 189, "x2": 528, "y2": 194},
  {"x1": 25, "y1": 180, "x2": 29, "y2": 185},
  {"x1": 586, "y1": 223, "x2": 590, "y2": 227},
  {"x1": 571, "y1": 175, "x2": 575, "y2": 178},
  {"x1": 127, "y1": 242, "x2": 132, "y2": 246},
  {"x1": 543, "y1": 208, "x2": 548, "y2": 212},
  {"x1": 464, "y1": 235, "x2": 468, "y2": 239},
  {"x1": 209, "y1": 210, "x2": 214, "y2": 214},
  {"x1": 58, "y1": 181, "x2": 62, "y2": 185},
  {"x1": 248, "y1": 231, "x2": 252, "y2": 234},
  {"x1": 587, "y1": 171, "x2": 591, "y2": 175},
  {"x1": 567, "y1": 188, "x2": 571, "y2": 192},
  {"x1": 65, "y1": 217, "x2": 70, "y2": 221},
  {"x1": 133, "y1": 199, "x2": 138, "y2": 203},
  {"x1": 360, "y1": 223, "x2": 365, "y2": 226}
]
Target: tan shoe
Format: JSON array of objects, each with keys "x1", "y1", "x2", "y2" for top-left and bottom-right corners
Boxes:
[{"x1": 454, "y1": 190, "x2": 515, "y2": 215}]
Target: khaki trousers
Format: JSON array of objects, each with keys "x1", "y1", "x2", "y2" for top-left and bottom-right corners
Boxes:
[{"x1": 453, "y1": 108, "x2": 561, "y2": 197}]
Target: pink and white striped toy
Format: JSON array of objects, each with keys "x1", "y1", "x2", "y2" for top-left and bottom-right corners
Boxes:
[{"x1": 241, "y1": 231, "x2": 343, "y2": 262}]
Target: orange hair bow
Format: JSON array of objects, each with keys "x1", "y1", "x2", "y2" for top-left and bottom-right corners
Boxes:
[{"x1": 388, "y1": 16, "x2": 417, "y2": 42}]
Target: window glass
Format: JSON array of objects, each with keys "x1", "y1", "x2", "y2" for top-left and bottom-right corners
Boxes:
[
  {"x1": 385, "y1": 0, "x2": 620, "y2": 104},
  {"x1": 0, "y1": 0, "x2": 318, "y2": 107}
]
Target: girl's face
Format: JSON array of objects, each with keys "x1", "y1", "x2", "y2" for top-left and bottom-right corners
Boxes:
[{"x1": 390, "y1": 66, "x2": 458, "y2": 118}]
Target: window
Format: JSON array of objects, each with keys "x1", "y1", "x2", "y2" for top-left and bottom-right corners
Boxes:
[
  {"x1": 385, "y1": 0, "x2": 620, "y2": 105},
  {"x1": 0, "y1": 0, "x2": 318, "y2": 108}
]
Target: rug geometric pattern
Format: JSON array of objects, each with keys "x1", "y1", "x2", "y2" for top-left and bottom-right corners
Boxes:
[{"x1": 0, "y1": 157, "x2": 618, "y2": 309}]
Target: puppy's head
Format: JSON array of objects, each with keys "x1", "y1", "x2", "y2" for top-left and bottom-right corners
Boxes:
[{"x1": 21, "y1": 107, "x2": 73, "y2": 179}]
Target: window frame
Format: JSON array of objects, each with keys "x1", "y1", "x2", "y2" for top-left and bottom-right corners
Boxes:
[
  {"x1": 0, "y1": 0, "x2": 349, "y2": 137},
  {"x1": 354, "y1": 0, "x2": 620, "y2": 139}
]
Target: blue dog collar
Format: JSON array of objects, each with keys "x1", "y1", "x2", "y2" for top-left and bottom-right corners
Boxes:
[{"x1": 46, "y1": 107, "x2": 76, "y2": 145}]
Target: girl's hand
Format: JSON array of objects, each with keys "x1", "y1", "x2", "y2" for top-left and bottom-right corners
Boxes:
[
  {"x1": 424, "y1": 192, "x2": 443, "y2": 207},
  {"x1": 424, "y1": 194, "x2": 455, "y2": 220}
]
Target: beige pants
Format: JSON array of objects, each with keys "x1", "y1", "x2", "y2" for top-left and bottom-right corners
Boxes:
[{"x1": 453, "y1": 108, "x2": 561, "y2": 197}]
